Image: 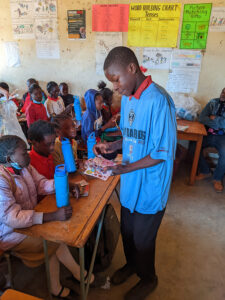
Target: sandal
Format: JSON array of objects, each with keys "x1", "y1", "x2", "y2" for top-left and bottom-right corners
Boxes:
[
  {"x1": 67, "y1": 273, "x2": 106, "y2": 288},
  {"x1": 54, "y1": 286, "x2": 79, "y2": 300}
]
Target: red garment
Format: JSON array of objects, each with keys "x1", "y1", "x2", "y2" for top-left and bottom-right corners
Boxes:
[
  {"x1": 29, "y1": 148, "x2": 55, "y2": 179},
  {"x1": 26, "y1": 102, "x2": 48, "y2": 127},
  {"x1": 47, "y1": 96, "x2": 59, "y2": 102},
  {"x1": 21, "y1": 93, "x2": 32, "y2": 113},
  {"x1": 129, "y1": 76, "x2": 153, "y2": 100}
]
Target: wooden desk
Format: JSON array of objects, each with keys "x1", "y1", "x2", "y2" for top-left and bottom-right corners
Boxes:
[
  {"x1": 16, "y1": 173, "x2": 120, "y2": 300},
  {"x1": 177, "y1": 119, "x2": 207, "y2": 185}
]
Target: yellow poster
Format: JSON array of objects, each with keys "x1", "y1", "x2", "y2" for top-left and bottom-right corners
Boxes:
[{"x1": 128, "y1": 3, "x2": 181, "y2": 47}]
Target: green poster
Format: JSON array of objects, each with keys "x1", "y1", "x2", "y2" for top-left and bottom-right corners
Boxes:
[{"x1": 180, "y1": 3, "x2": 212, "y2": 49}]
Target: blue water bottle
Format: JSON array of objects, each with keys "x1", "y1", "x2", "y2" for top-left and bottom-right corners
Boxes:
[
  {"x1": 87, "y1": 132, "x2": 96, "y2": 159},
  {"x1": 74, "y1": 95, "x2": 82, "y2": 126},
  {"x1": 54, "y1": 164, "x2": 70, "y2": 208},
  {"x1": 61, "y1": 137, "x2": 77, "y2": 173}
]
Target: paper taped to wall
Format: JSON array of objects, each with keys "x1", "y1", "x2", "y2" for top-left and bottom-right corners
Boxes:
[
  {"x1": 36, "y1": 40, "x2": 60, "y2": 59},
  {"x1": 95, "y1": 32, "x2": 122, "y2": 75},
  {"x1": 143, "y1": 48, "x2": 172, "y2": 70},
  {"x1": 209, "y1": 7, "x2": 225, "y2": 32},
  {"x1": 4, "y1": 42, "x2": 21, "y2": 67}
]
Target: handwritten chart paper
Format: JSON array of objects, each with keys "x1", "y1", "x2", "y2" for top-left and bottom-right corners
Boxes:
[
  {"x1": 128, "y1": 3, "x2": 181, "y2": 47},
  {"x1": 209, "y1": 7, "x2": 225, "y2": 32},
  {"x1": 180, "y1": 3, "x2": 212, "y2": 49},
  {"x1": 36, "y1": 40, "x2": 60, "y2": 59},
  {"x1": 96, "y1": 32, "x2": 122, "y2": 75},
  {"x1": 143, "y1": 48, "x2": 172, "y2": 70},
  {"x1": 92, "y1": 4, "x2": 129, "y2": 32},
  {"x1": 10, "y1": 0, "x2": 34, "y2": 20},
  {"x1": 170, "y1": 49, "x2": 202, "y2": 70}
]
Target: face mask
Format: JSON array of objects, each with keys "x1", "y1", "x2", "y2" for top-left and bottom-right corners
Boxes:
[
  {"x1": 11, "y1": 162, "x2": 23, "y2": 170},
  {"x1": 33, "y1": 100, "x2": 41, "y2": 104}
]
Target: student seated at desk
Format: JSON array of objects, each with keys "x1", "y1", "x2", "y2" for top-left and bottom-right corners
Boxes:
[
  {"x1": 22, "y1": 78, "x2": 47, "y2": 113},
  {"x1": 0, "y1": 135, "x2": 95, "y2": 299},
  {"x1": 45, "y1": 81, "x2": 65, "y2": 118},
  {"x1": 0, "y1": 82, "x2": 22, "y2": 109},
  {"x1": 25, "y1": 84, "x2": 49, "y2": 127},
  {"x1": 59, "y1": 82, "x2": 74, "y2": 107},
  {"x1": 28, "y1": 120, "x2": 56, "y2": 179},
  {"x1": 52, "y1": 113, "x2": 78, "y2": 167},
  {"x1": 198, "y1": 87, "x2": 225, "y2": 192}
]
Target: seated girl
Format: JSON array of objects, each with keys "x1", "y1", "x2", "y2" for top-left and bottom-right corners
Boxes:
[
  {"x1": 52, "y1": 113, "x2": 78, "y2": 167},
  {"x1": 25, "y1": 83, "x2": 49, "y2": 127},
  {"x1": 45, "y1": 81, "x2": 65, "y2": 118},
  {"x1": 0, "y1": 135, "x2": 94, "y2": 299}
]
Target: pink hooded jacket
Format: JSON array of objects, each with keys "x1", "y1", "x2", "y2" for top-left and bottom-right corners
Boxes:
[{"x1": 0, "y1": 165, "x2": 54, "y2": 251}]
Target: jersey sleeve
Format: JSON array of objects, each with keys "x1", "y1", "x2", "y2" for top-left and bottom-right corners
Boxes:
[{"x1": 150, "y1": 94, "x2": 177, "y2": 161}]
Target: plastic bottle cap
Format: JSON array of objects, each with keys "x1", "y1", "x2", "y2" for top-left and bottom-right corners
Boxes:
[{"x1": 55, "y1": 164, "x2": 67, "y2": 176}]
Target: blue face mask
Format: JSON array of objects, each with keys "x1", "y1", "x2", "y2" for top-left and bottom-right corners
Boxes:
[
  {"x1": 11, "y1": 162, "x2": 23, "y2": 170},
  {"x1": 33, "y1": 100, "x2": 42, "y2": 104}
]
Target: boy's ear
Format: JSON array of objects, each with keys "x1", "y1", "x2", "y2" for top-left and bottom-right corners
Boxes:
[{"x1": 127, "y1": 63, "x2": 138, "y2": 75}]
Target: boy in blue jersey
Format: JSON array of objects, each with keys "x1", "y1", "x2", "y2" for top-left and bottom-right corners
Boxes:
[{"x1": 94, "y1": 47, "x2": 177, "y2": 300}]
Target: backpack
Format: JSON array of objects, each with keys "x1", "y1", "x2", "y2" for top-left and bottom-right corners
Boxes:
[{"x1": 85, "y1": 203, "x2": 120, "y2": 273}]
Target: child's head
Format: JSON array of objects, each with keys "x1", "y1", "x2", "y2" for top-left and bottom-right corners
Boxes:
[
  {"x1": 103, "y1": 46, "x2": 141, "y2": 96},
  {"x1": 0, "y1": 135, "x2": 30, "y2": 169},
  {"x1": 28, "y1": 120, "x2": 56, "y2": 156},
  {"x1": 53, "y1": 113, "x2": 76, "y2": 140},
  {"x1": 47, "y1": 81, "x2": 59, "y2": 99},
  {"x1": 59, "y1": 82, "x2": 69, "y2": 96},
  {"x1": 84, "y1": 90, "x2": 103, "y2": 113},
  {"x1": 0, "y1": 82, "x2": 9, "y2": 98},
  {"x1": 29, "y1": 83, "x2": 42, "y2": 103},
  {"x1": 95, "y1": 94, "x2": 103, "y2": 111},
  {"x1": 27, "y1": 78, "x2": 38, "y2": 89},
  {"x1": 97, "y1": 81, "x2": 113, "y2": 106}
]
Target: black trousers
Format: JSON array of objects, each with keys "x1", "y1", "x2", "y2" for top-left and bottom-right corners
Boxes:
[{"x1": 121, "y1": 206, "x2": 165, "y2": 281}]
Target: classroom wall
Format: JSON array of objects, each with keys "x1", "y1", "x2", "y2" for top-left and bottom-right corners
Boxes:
[{"x1": 0, "y1": 0, "x2": 225, "y2": 106}]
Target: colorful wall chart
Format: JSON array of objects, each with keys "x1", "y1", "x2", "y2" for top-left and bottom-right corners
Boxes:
[
  {"x1": 180, "y1": 3, "x2": 212, "y2": 49},
  {"x1": 92, "y1": 4, "x2": 129, "y2": 32},
  {"x1": 68, "y1": 10, "x2": 86, "y2": 39},
  {"x1": 127, "y1": 3, "x2": 181, "y2": 47},
  {"x1": 209, "y1": 7, "x2": 225, "y2": 32}
]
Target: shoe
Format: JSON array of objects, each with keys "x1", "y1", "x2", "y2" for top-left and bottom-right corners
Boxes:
[
  {"x1": 213, "y1": 180, "x2": 223, "y2": 193},
  {"x1": 54, "y1": 286, "x2": 79, "y2": 299},
  {"x1": 124, "y1": 276, "x2": 158, "y2": 300},
  {"x1": 196, "y1": 173, "x2": 211, "y2": 180},
  {"x1": 111, "y1": 264, "x2": 135, "y2": 285}
]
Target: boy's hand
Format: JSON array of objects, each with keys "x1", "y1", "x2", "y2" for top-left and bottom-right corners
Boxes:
[
  {"x1": 93, "y1": 142, "x2": 114, "y2": 156},
  {"x1": 69, "y1": 183, "x2": 80, "y2": 199},
  {"x1": 105, "y1": 164, "x2": 127, "y2": 175}
]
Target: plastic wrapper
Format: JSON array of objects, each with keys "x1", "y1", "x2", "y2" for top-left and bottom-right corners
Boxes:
[
  {"x1": 172, "y1": 93, "x2": 202, "y2": 121},
  {"x1": 0, "y1": 100, "x2": 28, "y2": 146}
]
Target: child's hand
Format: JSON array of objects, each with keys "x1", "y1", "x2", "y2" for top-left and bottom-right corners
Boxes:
[
  {"x1": 69, "y1": 183, "x2": 80, "y2": 199},
  {"x1": 43, "y1": 206, "x2": 73, "y2": 222},
  {"x1": 54, "y1": 206, "x2": 73, "y2": 221}
]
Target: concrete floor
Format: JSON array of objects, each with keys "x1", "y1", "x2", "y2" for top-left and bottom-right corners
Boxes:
[{"x1": 2, "y1": 162, "x2": 225, "y2": 300}]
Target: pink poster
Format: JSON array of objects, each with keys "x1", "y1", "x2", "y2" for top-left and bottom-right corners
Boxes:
[{"x1": 92, "y1": 4, "x2": 129, "y2": 32}]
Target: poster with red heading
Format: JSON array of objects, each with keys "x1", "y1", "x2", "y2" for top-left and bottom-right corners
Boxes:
[{"x1": 92, "y1": 4, "x2": 129, "y2": 32}]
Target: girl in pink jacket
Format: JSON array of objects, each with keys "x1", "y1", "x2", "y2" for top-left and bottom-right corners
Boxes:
[{"x1": 0, "y1": 135, "x2": 95, "y2": 299}]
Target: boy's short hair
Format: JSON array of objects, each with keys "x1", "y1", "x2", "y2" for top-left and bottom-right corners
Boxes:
[
  {"x1": 29, "y1": 83, "x2": 41, "y2": 94},
  {"x1": 0, "y1": 135, "x2": 24, "y2": 164},
  {"x1": 0, "y1": 82, "x2": 9, "y2": 92},
  {"x1": 59, "y1": 82, "x2": 68, "y2": 88},
  {"x1": 47, "y1": 81, "x2": 58, "y2": 93},
  {"x1": 104, "y1": 46, "x2": 139, "y2": 71},
  {"x1": 28, "y1": 120, "x2": 56, "y2": 142}
]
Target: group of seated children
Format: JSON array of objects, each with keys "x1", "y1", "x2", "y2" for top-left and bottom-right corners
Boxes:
[{"x1": 0, "y1": 79, "x2": 121, "y2": 297}]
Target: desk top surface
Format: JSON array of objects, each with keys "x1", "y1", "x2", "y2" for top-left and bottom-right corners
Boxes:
[
  {"x1": 177, "y1": 119, "x2": 207, "y2": 136},
  {"x1": 15, "y1": 173, "x2": 120, "y2": 248}
]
